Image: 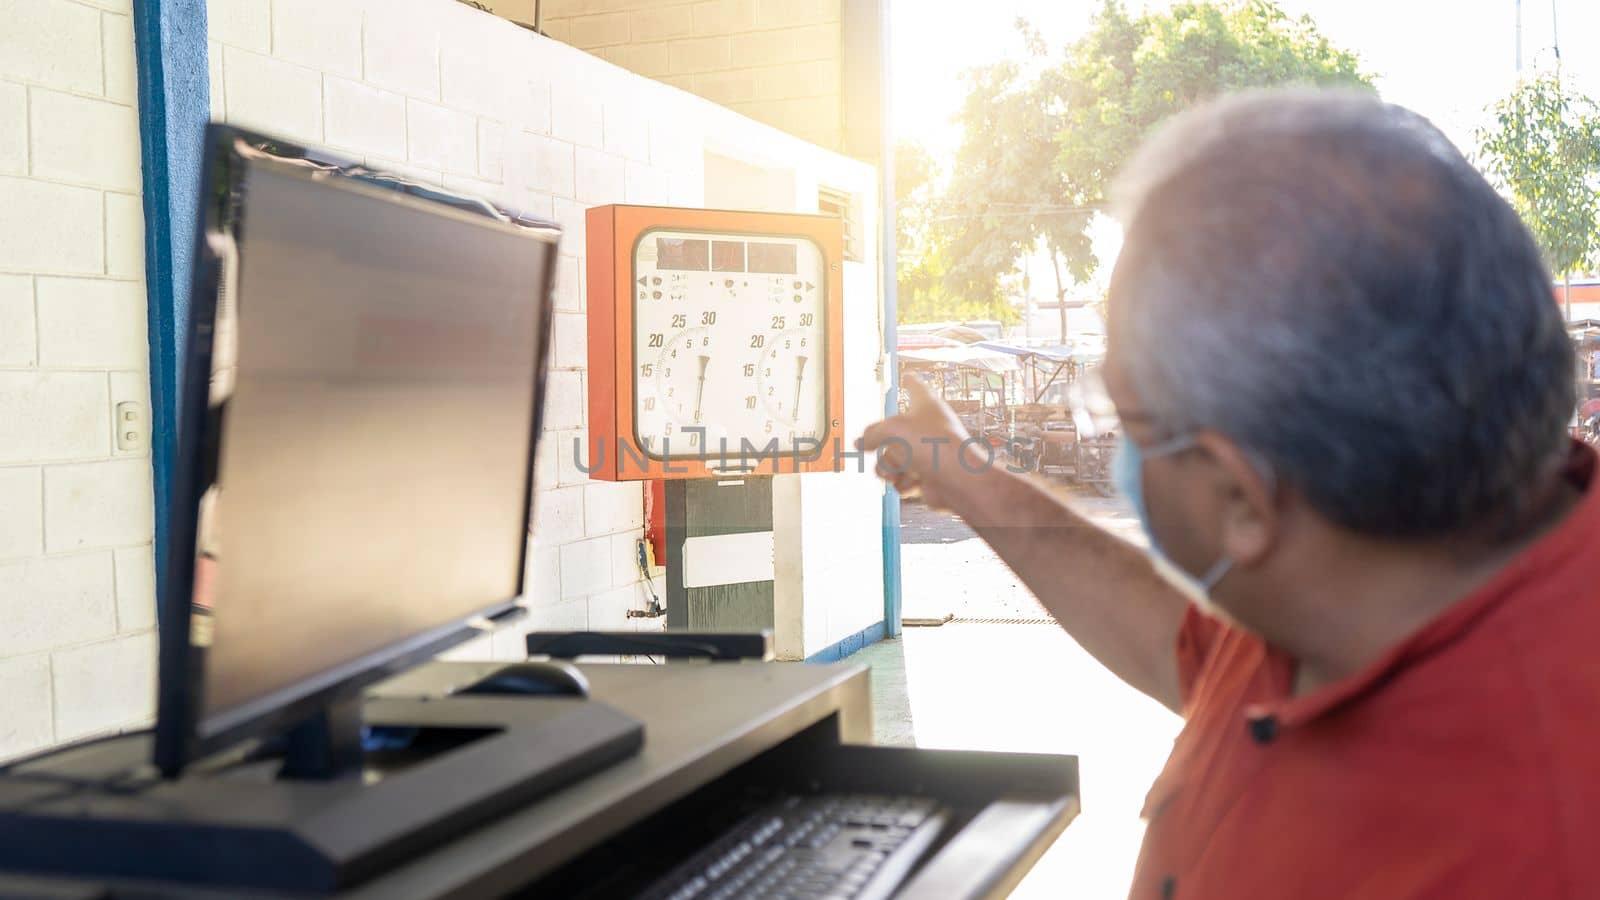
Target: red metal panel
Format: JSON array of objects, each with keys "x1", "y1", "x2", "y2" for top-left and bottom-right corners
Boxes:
[{"x1": 585, "y1": 206, "x2": 619, "y2": 481}]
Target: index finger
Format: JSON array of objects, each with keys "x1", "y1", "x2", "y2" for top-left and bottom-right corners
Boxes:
[
  {"x1": 901, "y1": 373, "x2": 939, "y2": 409},
  {"x1": 859, "y1": 417, "x2": 899, "y2": 454}
]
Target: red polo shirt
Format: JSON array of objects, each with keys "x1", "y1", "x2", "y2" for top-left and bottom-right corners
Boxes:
[{"x1": 1129, "y1": 442, "x2": 1600, "y2": 900}]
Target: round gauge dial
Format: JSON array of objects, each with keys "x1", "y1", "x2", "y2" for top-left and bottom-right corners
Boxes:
[
  {"x1": 653, "y1": 327, "x2": 714, "y2": 426},
  {"x1": 753, "y1": 327, "x2": 822, "y2": 438}
]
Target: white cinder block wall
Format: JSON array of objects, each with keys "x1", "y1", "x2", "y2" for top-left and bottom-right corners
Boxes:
[
  {"x1": 209, "y1": 0, "x2": 885, "y2": 661},
  {"x1": 0, "y1": 0, "x2": 157, "y2": 762},
  {"x1": 209, "y1": 0, "x2": 671, "y2": 660},
  {"x1": 0, "y1": 0, "x2": 886, "y2": 763},
  {"x1": 541, "y1": 0, "x2": 847, "y2": 152}
]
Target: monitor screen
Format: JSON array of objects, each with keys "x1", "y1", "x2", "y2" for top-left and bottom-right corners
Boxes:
[{"x1": 158, "y1": 128, "x2": 557, "y2": 772}]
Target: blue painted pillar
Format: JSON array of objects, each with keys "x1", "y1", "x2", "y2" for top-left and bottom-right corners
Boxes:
[
  {"x1": 877, "y1": 12, "x2": 903, "y2": 639},
  {"x1": 842, "y1": 0, "x2": 901, "y2": 639},
  {"x1": 131, "y1": 0, "x2": 210, "y2": 603}
]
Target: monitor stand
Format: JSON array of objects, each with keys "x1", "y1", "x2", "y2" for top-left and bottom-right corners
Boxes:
[
  {"x1": 280, "y1": 694, "x2": 367, "y2": 780},
  {"x1": 0, "y1": 682, "x2": 644, "y2": 893}
]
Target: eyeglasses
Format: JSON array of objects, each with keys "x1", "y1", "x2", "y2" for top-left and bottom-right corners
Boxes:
[
  {"x1": 1068, "y1": 367, "x2": 1191, "y2": 450},
  {"x1": 1067, "y1": 367, "x2": 1134, "y2": 440}
]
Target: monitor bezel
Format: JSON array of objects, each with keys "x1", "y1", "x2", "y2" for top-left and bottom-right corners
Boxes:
[{"x1": 154, "y1": 124, "x2": 559, "y2": 778}]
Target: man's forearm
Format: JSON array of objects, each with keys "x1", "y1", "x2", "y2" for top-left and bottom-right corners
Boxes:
[{"x1": 945, "y1": 465, "x2": 1190, "y2": 712}]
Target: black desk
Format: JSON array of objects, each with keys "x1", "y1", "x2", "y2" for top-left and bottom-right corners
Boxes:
[{"x1": 0, "y1": 660, "x2": 1078, "y2": 899}]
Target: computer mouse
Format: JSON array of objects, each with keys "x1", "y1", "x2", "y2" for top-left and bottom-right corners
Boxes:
[{"x1": 456, "y1": 661, "x2": 590, "y2": 697}]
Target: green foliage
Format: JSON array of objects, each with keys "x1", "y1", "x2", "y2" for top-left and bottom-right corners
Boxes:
[
  {"x1": 898, "y1": 1, "x2": 1371, "y2": 328},
  {"x1": 895, "y1": 139, "x2": 1021, "y2": 324},
  {"x1": 1053, "y1": 0, "x2": 1370, "y2": 276},
  {"x1": 937, "y1": 28, "x2": 1088, "y2": 316},
  {"x1": 1475, "y1": 74, "x2": 1600, "y2": 281},
  {"x1": 1057, "y1": 1, "x2": 1368, "y2": 207}
]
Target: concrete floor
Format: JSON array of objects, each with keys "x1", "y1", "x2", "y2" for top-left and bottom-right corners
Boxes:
[
  {"x1": 896, "y1": 490, "x2": 1148, "y2": 623},
  {"x1": 858, "y1": 492, "x2": 1181, "y2": 898}
]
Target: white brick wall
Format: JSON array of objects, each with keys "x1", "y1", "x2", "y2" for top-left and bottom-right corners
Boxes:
[
  {"x1": 43, "y1": 459, "x2": 155, "y2": 552},
  {"x1": 51, "y1": 631, "x2": 155, "y2": 741},
  {"x1": 407, "y1": 99, "x2": 478, "y2": 174},
  {"x1": 363, "y1": 1, "x2": 441, "y2": 99},
  {"x1": 0, "y1": 554, "x2": 118, "y2": 664},
  {"x1": 0, "y1": 275, "x2": 35, "y2": 366},
  {"x1": 574, "y1": 145, "x2": 626, "y2": 204},
  {"x1": 221, "y1": 46, "x2": 323, "y2": 143},
  {"x1": 36, "y1": 277, "x2": 147, "y2": 369},
  {"x1": 28, "y1": 89, "x2": 142, "y2": 191},
  {"x1": 0, "y1": 0, "x2": 106, "y2": 97},
  {"x1": 272, "y1": 0, "x2": 364, "y2": 78},
  {"x1": 204, "y1": 0, "x2": 733, "y2": 660},
  {"x1": 0, "y1": 84, "x2": 26, "y2": 174},
  {"x1": 559, "y1": 535, "x2": 615, "y2": 599},
  {"x1": 0, "y1": 0, "x2": 154, "y2": 763},
  {"x1": 0, "y1": 178, "x2": 106, "y2": 274},
  {"x1": 323, "y1": 76, "x2": 407, "y2": 159},
  {"x1": 550, "y1": 88, "x2": 605, "y2": 149},
  {"x1": 0, "y1": 468, "x2": 44, "y2": 558},
  {"x1": 542, "y1": 0, "x2": 844, "y2": 150},
  {"x1": 5, "y1": 4, "x2": 880, "y2": 759},
  {"x1": 206, "y1": 0, "x2": 883, "y2": 662},
  {"x1": 0, "y1": 655, "x2": 54, "y2": 758},
  {"x1": 209, "y1": 0, "x2": 271, "y2": 54}
]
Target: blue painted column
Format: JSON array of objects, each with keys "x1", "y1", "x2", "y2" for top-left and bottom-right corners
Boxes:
[
  {"x1": 131, "y1": 0, "x2": 210, "y2": 604},
  {"x1": 877, "y1": 9, "x2": 903, "y2": 639},
  {"x1": 842, "y1": 0, "x2": 901, "y2": 641}
]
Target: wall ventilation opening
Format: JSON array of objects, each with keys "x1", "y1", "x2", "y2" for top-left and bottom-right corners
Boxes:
[{"x1": 817, "y1": 186, "x2": 863, "y2": 263}]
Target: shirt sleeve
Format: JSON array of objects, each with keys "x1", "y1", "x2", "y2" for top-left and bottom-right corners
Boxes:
[{"x1": 1174, "y1": 603, "x2": 1226, "y2": 710}]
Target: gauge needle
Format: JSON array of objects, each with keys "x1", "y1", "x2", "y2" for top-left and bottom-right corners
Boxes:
[
  {"x1": 791, "y1": 355, "x2": 809, "y2": 417},
  {"x1": 694, "y1": 355, "x2": 711, "y2": 419}
]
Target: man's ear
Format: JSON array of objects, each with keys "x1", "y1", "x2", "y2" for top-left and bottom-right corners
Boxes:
[{"x1": 1196, "y1": 432, "x2": 1276, "y2": 566}]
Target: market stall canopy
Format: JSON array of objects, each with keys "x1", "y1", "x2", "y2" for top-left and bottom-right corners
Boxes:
[
  {"x1": 932, "y1": 324, "x2": 992, "y2": 344},
  {"x1": 974, "y1": 342, "x2": 1075, "y2": 364},
  {"x1": 898, "y1": 344, "x2": 1023, "y2": 373},
  {"x1": 897, "y1": 333, "x2": 964, "y2": 352}
]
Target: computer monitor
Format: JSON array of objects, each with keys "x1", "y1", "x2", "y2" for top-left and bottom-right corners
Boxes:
[{"x1": 155, "y1": 125, "x2": 558, "y2": 778}]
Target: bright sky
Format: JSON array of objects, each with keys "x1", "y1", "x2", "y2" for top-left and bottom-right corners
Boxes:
[{"x1": 890, "y1": 0, "x2": 1600, "y2": 160}]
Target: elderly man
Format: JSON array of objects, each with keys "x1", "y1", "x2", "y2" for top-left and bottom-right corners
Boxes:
[{"x1": 863, "y1": 89, "x2": 1600, "y2": 899}]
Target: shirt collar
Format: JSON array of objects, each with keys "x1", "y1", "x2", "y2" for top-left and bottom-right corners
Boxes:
[{"x1": 1245, "y1": 440, "x2": 1600, "y2": 732}]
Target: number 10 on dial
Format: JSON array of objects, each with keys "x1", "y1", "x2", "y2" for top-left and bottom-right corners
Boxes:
[{"x1": 586, "y1": 206, "x2": 846, "y2": 481}]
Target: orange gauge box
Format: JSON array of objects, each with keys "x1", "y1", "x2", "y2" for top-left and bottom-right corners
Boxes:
[{"x1": 585, "y1": 205, "x2": 845, "y2": 481}]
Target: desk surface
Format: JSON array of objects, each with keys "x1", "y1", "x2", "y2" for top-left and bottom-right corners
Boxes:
[
  {"x1": 0, "y1": 659, "x2": 1082, "y2": 900},
  {"x1": 349, "y1": 659, "x2": 871, "y2": 900},
  {"x1": 0, "y1": 660, "x2": 871, "y2": 900}
]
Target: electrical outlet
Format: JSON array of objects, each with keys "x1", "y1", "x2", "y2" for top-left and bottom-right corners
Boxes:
[{"x1": 115, "y1": 401, "x2": 147, "y2": 453}]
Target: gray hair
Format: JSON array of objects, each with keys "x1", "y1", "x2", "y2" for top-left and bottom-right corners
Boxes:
[{"x1": 1109, "y1": 88, "x2": 1574, "y2": 539}]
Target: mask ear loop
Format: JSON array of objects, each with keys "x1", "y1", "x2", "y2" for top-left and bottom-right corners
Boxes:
[
  {"x1": 1202, "y1": 448, "x2": 1277, "y2": 593},
  {"x1": 1198, "y1": 556, "x2": 1233, "y2": 591},
  {"x1": 1173, "y1": 441, "x2": 1275, "y2": 596}
]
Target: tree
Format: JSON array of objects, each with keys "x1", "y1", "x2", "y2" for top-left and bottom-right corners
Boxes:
[
  {"x1": 934, "y1": 23, "x2": 1090, "y2": 338},
  {"x1": 1052, "y1": 0, "x2": 1371, "y2": 275},
  {"x1": 895, "y1": 140, "x2": 1019, "y2": 324},
  {"x1": 1476, "y1": 73, "x2": 1600, "y2": 319},
  {"x1": 909, "y1": 1, "x2": 1371, "y2": 334}
]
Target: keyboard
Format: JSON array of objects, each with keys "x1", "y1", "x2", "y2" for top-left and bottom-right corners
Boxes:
[{"x1": 636, "y1": 793, "x2": 947, "y2": 900}]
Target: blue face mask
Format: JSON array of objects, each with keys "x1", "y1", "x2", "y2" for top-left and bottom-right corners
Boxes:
[{"x1": 1111, "y1": 435, "x2": 1233, "y2": 601}]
